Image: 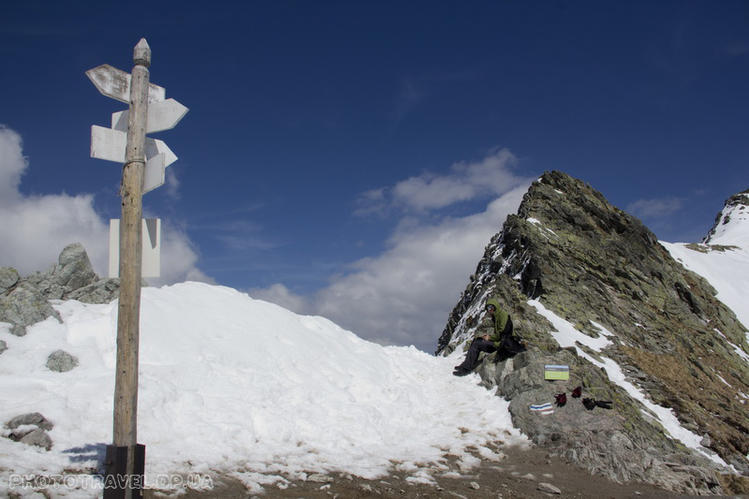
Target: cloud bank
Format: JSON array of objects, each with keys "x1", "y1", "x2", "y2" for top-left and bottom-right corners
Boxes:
[
  {"x1": 0, "y1": 125, "x2": 209, "y2": 284},
  {"x1": 253, "y1": 149, "x2": 532, "y2": 352}
]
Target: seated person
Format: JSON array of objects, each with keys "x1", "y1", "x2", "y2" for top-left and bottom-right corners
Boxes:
[{"x1": 453, "y1": 297, "x2": 524, "y2": 376}]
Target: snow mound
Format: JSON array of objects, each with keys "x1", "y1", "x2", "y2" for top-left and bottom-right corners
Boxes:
[{"x1": 0, "y1": 282, "x2": 526, "y2": 496}]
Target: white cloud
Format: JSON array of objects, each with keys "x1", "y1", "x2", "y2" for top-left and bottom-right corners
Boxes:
[
  {"x1": 358, "y1": 148, "x2": 525, "y2": 213},
  {"x1": 165, "y1": 166, "x2": 180, "y2": 199},
  {"x1": 0, "y1": 125, "x2": 208, "y2": 284},
  {"x1": 0, "y1": 126, "x2": 25, "y2": 204},
  {"x1": 256, "y1": 149, "x2": 532, "y2": 352},
  {"x1": 627, "y1": 197, "x2": 683, "y2": 219},
  {"x1": 314, "y1": 186, "x2": 528, "y2": 351}
]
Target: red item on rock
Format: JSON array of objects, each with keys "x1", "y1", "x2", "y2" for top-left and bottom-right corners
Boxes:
[{"x1": 554, "y1": 393, "x2": 567, "y2": 407}]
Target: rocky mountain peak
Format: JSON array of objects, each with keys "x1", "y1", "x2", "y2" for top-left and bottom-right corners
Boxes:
[
  {"x1": 703, "y1": 189, "x2": 749, "y2": 247},
  {"x1": 437, "y1": 171, "x2": 748, "y2": 494}
]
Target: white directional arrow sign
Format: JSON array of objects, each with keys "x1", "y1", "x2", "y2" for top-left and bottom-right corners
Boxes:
[
  {"x1": 91, "y1": 126, "x2": 177, "y2": 193},
  {"x1": 90, "y1": 125, "x2": 127, "y2": 163},
  {"x1": 143, "y1": 153, "x2": 166, "y2": 194},
  {"x1": 86, "y1": 64, "x2": 165, "y2": 103},
  {"x1": 111, "y1": 98, "x2": 189, "y2": 133},
  {"x1": 91, "y1": 126, "x2": 178, "y2": 165}
]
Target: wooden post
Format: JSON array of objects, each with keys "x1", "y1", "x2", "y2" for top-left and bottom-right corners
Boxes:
[{"x1": 112, "y1": 38, "x2": 150, "y2": 499}]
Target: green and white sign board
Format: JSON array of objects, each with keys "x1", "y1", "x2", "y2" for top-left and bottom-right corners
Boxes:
[{"x1": 544, "y1": 364, "x2": 570, "y2": 380}]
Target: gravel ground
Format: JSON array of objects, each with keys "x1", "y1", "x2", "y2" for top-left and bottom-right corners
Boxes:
[{"x1": 145, "y1": 445, "x2": 746, "y2": 498}]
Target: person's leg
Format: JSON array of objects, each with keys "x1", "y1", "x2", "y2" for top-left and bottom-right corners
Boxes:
[{"x1": 455, "y1": 338, "x2": 496, "y2": 372}]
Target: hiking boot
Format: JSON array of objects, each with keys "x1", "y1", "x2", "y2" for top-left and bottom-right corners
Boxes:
[{"x1": 453, "y1": 368, "x2": 471, "y2": 377}]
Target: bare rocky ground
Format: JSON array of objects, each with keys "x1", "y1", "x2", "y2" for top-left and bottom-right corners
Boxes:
[{"x1": 146, "y1": 445, "x2": 748, "y2": 499}]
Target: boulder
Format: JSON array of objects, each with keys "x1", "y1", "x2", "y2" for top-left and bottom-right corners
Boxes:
[
  {"x1": 19, "y1": 428, "x2": 53, "y2": 450},
  {"x1": 46, "y1": 350, "x2": 79, "y2": 372},
  {"x1": 0, "y1": 340, "x2": 6, "y2": 355},
  {"x1": 52, "y1": 243, "x2": 98, "y2": 292},
  {"x1": 6, "y1": 412, "x2": 54, "y2": 431},
  {"x1": 5, "y1": 412, "x2": 54, "y2": 451}
]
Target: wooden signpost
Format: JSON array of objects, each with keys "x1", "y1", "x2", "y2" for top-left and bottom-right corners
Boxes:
[{"x1": 87, "y1": 39, "x2": 187, "y2": 499}]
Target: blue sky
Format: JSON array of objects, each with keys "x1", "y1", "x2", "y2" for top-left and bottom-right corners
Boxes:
[{"x1": 1, "y1": 1, "x2": 747, "y2": 351}]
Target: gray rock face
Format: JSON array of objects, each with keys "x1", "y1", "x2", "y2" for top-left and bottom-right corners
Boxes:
[
  {"x1": 0, "y1": 243, "x2": 119, "y2": 335},
  {"x1": 0, "y1": 282, "x2": 62, "y2": 335},
  {"x1": 31, "y1": 243, "x2": 117, "y2": 303},
  {"x1": 0, "y1": 340, "x2": 6, "y2": 355},
  {"x1": 66, "y1": 277, "x2": 121, "y2": 304},
  {"x1": 46, "y1": 350, "x2": 79, "y2": 372},
  {"x1": 0, "y1": 267, "x2": 19, "y2": 293},
  {"x1": 481, "y1": 350, "x2": 720, "y2": 493},
  {"x1": 437, "y1": 172, "x2": 748, "y2": 494}
]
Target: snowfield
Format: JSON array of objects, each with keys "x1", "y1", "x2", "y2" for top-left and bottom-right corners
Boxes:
[{"x1": 0, "y1": 282, "x2": 526, "y2": 497}]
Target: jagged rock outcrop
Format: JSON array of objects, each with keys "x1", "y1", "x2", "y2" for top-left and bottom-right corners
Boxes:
[
  {"x1": 0, "y1": 243, "x2": 119, "y2": 337},
  {"x1": 437, "y1": 171, "x2": 749, "y2": 494},
  {"x1": 24, "y1": 243, "x2": 119, "y2": 303}
]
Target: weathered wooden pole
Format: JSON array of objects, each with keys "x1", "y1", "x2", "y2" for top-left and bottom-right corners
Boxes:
[{"x1": 112, "y1": 37, "x2": 150, "y2": 499}]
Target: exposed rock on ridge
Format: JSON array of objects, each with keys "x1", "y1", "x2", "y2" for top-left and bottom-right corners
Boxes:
[
  {"x1": 0, "y1": 243, "x2": 119, "y2": 336},
  {"x1": 437, "y1": 171, "x2": 749, "y2": 494}
]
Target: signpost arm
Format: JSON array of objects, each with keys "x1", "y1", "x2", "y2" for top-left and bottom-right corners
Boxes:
[{"x1": 113, "y1": 38, "x2": 150, "y2": 498}]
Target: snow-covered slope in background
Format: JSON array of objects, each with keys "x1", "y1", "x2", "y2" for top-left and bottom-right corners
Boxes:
[
  {"x1": 0, "y1": 282, "x2": 525, "y2": 496},
  {"x1": 703, "y1": 191, "x2": 749, "y2": 248},
  {"x1": 662, "y1": 191, "x2": 749, "y2": 333}
]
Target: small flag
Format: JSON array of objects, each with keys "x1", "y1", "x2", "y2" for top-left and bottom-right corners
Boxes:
[
  {"x1": 529, "y1": 402, "x2": 554, "y2": 415},
  {"x1": 544, "y1": 364, "x2": 570, "y2": 380}
]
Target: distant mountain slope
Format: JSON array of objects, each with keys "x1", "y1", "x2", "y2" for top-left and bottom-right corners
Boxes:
[
  {"x1": 437, "y1": 171, "x2": 748, "y2": 494},
  {"x1": 661, "y1": 189, "x2": 749, "y2": 333}
]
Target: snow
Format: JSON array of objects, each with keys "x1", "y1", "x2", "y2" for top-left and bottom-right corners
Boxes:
[
  {"x1": 528, "y1": 299, "x2": 727, "y2": 467},
  {"x1": 662, "y1": 241, "x2": 749, "y2": 337},
  {"x1": 703, "y1": 193, "x2": 749, "y2": 247},
  {"x1": 662, "y1": 195, "x2": 749, "y2": 350},
  {"x1": 0, "y1": 282, "x2": 527, "y2": 496},
  {"x1": 526, "y1": 218, "x2": 558, "y2": 238}
]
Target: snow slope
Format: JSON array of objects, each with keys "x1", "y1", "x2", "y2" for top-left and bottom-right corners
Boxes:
[
  {"x1": 0, "y1": 282, "x2": 526, "y2": 497},
  {"x1": 661, "y1": 195, "x2": 749, "y2": 336}
]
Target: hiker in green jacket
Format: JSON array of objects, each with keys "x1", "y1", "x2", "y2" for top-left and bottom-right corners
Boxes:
[{"x1": 453, "y1": 297, "x2": 524, "y2": 376}]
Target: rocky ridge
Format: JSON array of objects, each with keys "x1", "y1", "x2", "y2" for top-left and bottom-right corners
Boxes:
[
  {"x1": 437, "y1": 171, "x2": 749, "y2": 495},
  {"x1": 0, "y1": 243, "x2": 120, "y2": 337}
]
